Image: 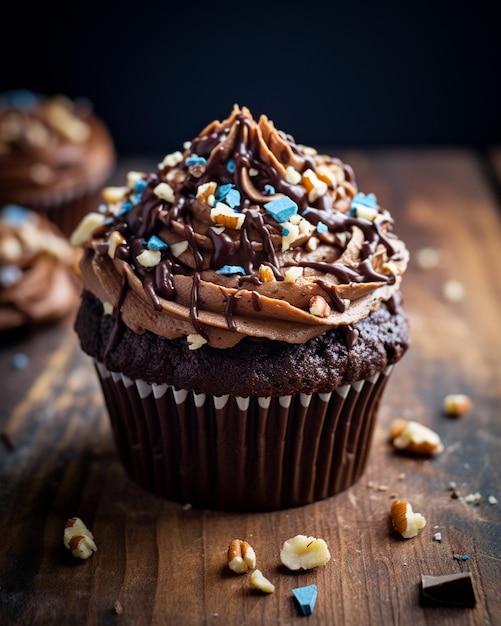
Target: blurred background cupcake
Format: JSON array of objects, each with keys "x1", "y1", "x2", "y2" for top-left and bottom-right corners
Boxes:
[
  {"x1": 0, "y1": 90, "x2": 115, "y2": 237},
  {"x1": 0, "y1": 204, "x2": 81, "y2": 332}
]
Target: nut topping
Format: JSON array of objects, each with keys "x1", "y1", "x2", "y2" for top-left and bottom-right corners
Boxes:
[
  {"x1": 280, "y1": 534, "x2": 331, "y2": 571},
  {"x1": 227, "y1": 539, "x2": 256, "y2": 574},
  {"x1": 389, "y1": 419, "x2": 443, "y2": 456},
  {"x1": 391, "y1": 500, "x2": 426, "y2": 539},
  {"x1": 443, "y1": 394, "x2": 472, "y2": 416},
  {"x1": 249, "y1": 569, "x2": 275, "y2": 593},
  {"x1": 63, "y1": 517, "x2": 97, "y2": 559}
]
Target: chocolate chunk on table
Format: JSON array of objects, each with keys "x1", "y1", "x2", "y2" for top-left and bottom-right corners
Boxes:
[{"x1": 421, "y1": 573, "x2": 476, "y2": 608}]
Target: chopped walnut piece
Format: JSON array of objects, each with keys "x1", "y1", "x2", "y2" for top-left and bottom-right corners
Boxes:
[
  {"x1": 227, "y1": 539, "x2": 256, "y2": 574},
  {"x1": 443, "y1": 394, "x2": 472, "y2": 416},
  {"x1": 391, "y1": 500, "x2": 426, "y2": 539},
  {"x1": 389, "y1": 419, "x2": 443, "y2": 456},
  {"x1": 249, "y1": 569, "x2": 275, "y2": 593},
  {"x1": 63, "y1": 517, "x2": 97, "y2": 559},
  {"x1": 70, "y1": 212, "x2": 106, "y2": 247},
  {"x1": 309, "y1": 295, "x2": 331, "y2": 318},
  {"x1": 280, "y1": 534, "x2": 330, "y2": 571}
]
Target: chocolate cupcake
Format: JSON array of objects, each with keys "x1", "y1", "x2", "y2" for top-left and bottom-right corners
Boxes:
[
  {"x1": 0, "y1": 90, "x2": 115, "y2": 237},
  {"x1": 73, "y1": 105, "x2": 410, "y2": 510},
  {"x1": 0, "y1": 204, "x2": 80, "y2": 331}
]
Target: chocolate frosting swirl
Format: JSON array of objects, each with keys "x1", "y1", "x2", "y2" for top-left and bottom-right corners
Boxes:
[
  {"x1": 0, "y1": 90, "x2": 115, "y2": 207},
  {"x1": 76, "y1": 106, "x2": 409, "y2": 349},
  {"x1": 0, "y1": 205, "x2": 80, "y2": 330}
]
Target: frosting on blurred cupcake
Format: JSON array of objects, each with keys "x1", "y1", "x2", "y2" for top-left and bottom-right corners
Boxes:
[
  {"x1": 0, "y1": 90, "x2": 115, "y2": 235},
  {"x1": 0, "y1": 204, "x2": 80, "y2": 330}
]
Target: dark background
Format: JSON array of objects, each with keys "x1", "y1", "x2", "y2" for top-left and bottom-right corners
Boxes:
[{"x1": 3, "y1": 0, "x2": 500, "y2": 157}]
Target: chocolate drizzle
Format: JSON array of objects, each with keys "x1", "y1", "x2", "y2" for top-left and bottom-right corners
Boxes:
[
  {"x1": 104, "y1": 271, "x2": 128, "y2": 357},
  {"x1": 224, "y1": 292, "x2": 238, "y2": 332},
  {"x1": 84, "y1": 105, "x2": 407, "y2": 347},
  {"x1": 190, "y1": 272, "x2": 205, "y2": 337},
  {"x1": 317, "y1": 280, "x2": 347, "y2": 312}
]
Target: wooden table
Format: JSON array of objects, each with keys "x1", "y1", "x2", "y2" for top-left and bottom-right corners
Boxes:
[{"x1": 1, "y1": 150, "x2": 500, "y2": 625}]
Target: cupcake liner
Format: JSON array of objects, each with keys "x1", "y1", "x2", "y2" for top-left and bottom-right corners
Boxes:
[{"x1": 95, "y1": 361, "x2": 393, "y2": 511}]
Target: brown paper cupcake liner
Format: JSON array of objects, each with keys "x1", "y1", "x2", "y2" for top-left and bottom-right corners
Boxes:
[{"x1": 95, "y1": 361, "x2": 393, "y2": 511}]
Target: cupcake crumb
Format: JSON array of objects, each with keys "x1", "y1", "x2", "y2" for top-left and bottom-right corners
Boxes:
[
  {"x1": 112, "y1": 600, "x2": 123, "y2": 615},
  {"x1": 443, "y1": 394, "x2": 472, "y2": 416},
  {"x1": 463, "y1": 492, "x2": 482, "y2": 505},
  {"x1": 442, "y1": 279, "x2": 465, "y2": 303}
]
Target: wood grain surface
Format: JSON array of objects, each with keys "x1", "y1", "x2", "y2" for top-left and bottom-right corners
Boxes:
[{"x1": 1, "y1": 150, "x2": 500, "y2": 626}]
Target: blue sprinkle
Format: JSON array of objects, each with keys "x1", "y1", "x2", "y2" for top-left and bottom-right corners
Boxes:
[
  {"x1": 292, "y1": 585, "x2": 318, "y2": 616},
  {"x1": 186, "y1": 154, "x2": 206, "y2": 167},
  {"x1": 317, "y1": 221, "x2": 328, "y2": 234},
  {"x1": 1, "y1": 204, "x2": 31, "y2": 225},
  {"x1": 263, "y1": 184, "x2": 275, "y2": 195},
  {"x1": 226, "y1": 158, "x2": 236, "y2": 173},
  {"x1": 282, "y1": 226, "x2": 290, "y2": 237},
  {"x1": 215, "y1": 265, "x2": 246, "y2": 275},
  {"x1": 264, "y1": 196, "x2": 298, "y2": 223},
  {"x1": 215, "y1": 184, "x2": 233, "y2": 201},
  {"x1": 224, "y1": 188, "x2": 241, "y2": 209},
  {"x1": 129, "y1": 193, "x2": 142, "y2": 205},
  {"x1": 147, "y1": 235, "x2": 168, "y2": 251},
  {"x1": 461, "y1": 554, "x2": 469, "y2": 561},
  {"x1": 134, "y1": 179, "x2": 148, "y2": 194},
  {"x1": 2, "y1": 89, "x2": 38, "y2": 109},
  {"x1": 118, "y1": 202, "x2": 133, "y2": 216},
  {"x1": 12, "y1": 353, "x2": 30, "y2": 370},
  {"x1": 0, "y1": 265, "x2": 23, "y2": 288},
  {"x1": 350, "y1": 192, "x2": 379, "y2": 216}
]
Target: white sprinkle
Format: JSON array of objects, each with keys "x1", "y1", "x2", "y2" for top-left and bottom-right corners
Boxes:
[
  {"x1": 285, "y1": 165, "x2": 301, "y2": 185},
  {"x1": 187, "y1": 334, "x2": 207, "y2": 350},
  {"x1": 433, "y1": 532, "x2": 442, "y2": 542},
  {"x1": 154, "y1": 182, "x2": 175, "y2": 203},
  {"x1": 136, "y1": 249, "x2": 161, "y2": 267},
  {"x1": 102, "y1": 186, "x2": 128, "y2": 204},
  {"x1": 159, "y1": 151, "x2": 183, "y2": 169},
  {"x1": 284, "y1": 266, "x2": 303, "y2": 283},
  {"x1": 170, "y1": 241, "x2": 189, "y2": 257},
  {"x1": 488, "y1": 495, "x2": 498, "y2": 505},
  {"x1": 126, "y1": 171, "x2": 144, "y2": 189}
]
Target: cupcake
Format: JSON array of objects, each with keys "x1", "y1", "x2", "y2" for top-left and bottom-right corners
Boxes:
[
  {"x1": 0, "y1": 90, "x2": 115, "y2": 237},
  {"x1": 73, "y1": 105, "x2": 410, "y2": 511},
  {"x1": 0, "y1": 204, "x2": 80, "y2": 331}
]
